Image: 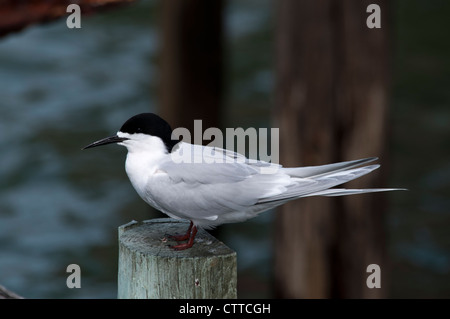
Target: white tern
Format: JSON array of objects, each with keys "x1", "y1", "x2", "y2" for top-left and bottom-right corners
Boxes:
[{"x1": 83, "y1": 113, "x2": 403, "y2": 250}]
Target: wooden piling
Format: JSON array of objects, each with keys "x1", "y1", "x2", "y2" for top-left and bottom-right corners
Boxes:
[{"x1": 118, "y1": 218, "x2": 237, "y2": 299}]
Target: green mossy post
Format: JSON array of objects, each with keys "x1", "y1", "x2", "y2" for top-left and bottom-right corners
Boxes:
[{"x1": 118, "y1": 218, "x2": 237, "y2": 299}]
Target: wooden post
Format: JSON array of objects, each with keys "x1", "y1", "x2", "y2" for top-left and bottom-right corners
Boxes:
[{"x1": 118, "y1": 219, "x2": 237, "y2": 299}]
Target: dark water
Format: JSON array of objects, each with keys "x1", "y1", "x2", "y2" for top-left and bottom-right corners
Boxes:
[
  {"x1": 0, "y1": 0, "x2": 448, "y2": 298},
  {"x1": 0, "y1": 0, "x2": 159, "y2": 298}
]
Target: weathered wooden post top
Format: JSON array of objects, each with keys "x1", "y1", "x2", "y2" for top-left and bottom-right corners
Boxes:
[{"x1": 118, "y1": 218, "x2": 237, "y2": 299}]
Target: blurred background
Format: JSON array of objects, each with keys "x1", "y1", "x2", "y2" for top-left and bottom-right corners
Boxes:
[{"x1": 0, "y1": 0, "x2": 448, "y2": 298}]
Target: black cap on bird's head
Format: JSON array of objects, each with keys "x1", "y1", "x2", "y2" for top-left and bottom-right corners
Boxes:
[
  {"x1": 82, "y1": 113, "x2": 179, "y2": 152},
  {"x1": 120, "y1": 113, "x2": 173, "y2": 141}
]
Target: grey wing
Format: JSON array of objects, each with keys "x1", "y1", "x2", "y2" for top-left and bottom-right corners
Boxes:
[
  {"x1": 171, "y1": 142, "x2": 281, "y2": 169},
  {"x1": 145, "y1": 156, "x2": 400, "y2": 227},
  {"x1": 145, "y1": 160, "x2": 293, "y2": 225}
]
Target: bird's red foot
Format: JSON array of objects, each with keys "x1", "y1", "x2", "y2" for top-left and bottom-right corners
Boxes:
[
  {"x1": 167, "y1": 221, "x2": 193, "y2": 241},
  {"x1": 169, "y1": 222, "x2": 197, "y2": 251}
]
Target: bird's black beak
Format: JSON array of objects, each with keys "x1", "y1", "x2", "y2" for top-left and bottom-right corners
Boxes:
[{"x1": 82, "y1": 135, "x2": 128, "y2": 150}]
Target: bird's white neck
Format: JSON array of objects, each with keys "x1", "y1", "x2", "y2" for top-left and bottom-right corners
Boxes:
[{"x1": 120, "y1": 133, "x2": 169, "y2": 200}]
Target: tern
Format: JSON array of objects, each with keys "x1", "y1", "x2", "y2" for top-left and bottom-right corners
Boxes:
[{"x1": 83, "y1": 113, "x2": 403, "y2": 250}]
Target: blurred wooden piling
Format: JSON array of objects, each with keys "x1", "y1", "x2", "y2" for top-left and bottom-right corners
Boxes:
[
  {"x1": 0, "y1": 284, "x2": 23, "y2": 299},
  {"x1": 118, "y1": 218, "x2": 237, "y2": 299}
]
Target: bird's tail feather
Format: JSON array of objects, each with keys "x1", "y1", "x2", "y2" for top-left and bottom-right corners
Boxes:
[
  {"x1": 304, "y1": 188, "x2": 407, "y2": 197},
  {"x1": 281, "y1": 157, "x2": 378, "y2": 178},
  {"x1": 257, "y1": 158, "x2": 404, "y2": 204}
]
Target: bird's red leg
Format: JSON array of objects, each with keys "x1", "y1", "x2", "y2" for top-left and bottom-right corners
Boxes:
[
  {"x1": 170, "y1": 225, "x2": 198, "y2": 250},
  {"x1": 168, "y1": 221, "x2": 193, "y2": 241}
]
